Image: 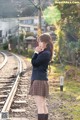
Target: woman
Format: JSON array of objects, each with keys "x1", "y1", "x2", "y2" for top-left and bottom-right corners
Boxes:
[{"x1": 29, "y1": 33, "x2": 53, "y2": 120}]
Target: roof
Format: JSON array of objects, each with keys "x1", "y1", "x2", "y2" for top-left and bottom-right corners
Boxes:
[{"x1": 25, "y1": 36, "x2": 36, "y2": 40}]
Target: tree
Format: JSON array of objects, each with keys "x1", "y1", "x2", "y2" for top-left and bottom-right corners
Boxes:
[
  {"x1": 55, "y1": 3, "x2": 80, "y2": 65},
  {"x1": 43, "y1": 6, "x2": 61, "y2": 25},
  {"x1": 43, "y1": 3, "x2": 80, "y2": 65}
]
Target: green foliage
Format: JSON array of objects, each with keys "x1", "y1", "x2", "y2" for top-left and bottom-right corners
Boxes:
[
  {"x1": 60, "y1": 40, "x2": 80, "y2": 65},
  {"x1": 19, "y1": 34, "x2": 24, "y2": 41},
  {"x1": 53, "y1": 4, "x2": 80, "y2": 65},
  {"x1": 3, "y1": 42, "x2": 8, "y2": 50},
  {"x1": 27, "y1": 49, "x2": 34, "y2": 58},
  {"x1": 43, "y1": 6, "x2": 61, "y2": 25},
  {"x1": 65, "y1": 81, "x2": 80, "y2": 94},
  {"x1": 12, "y1": 48, "x2": 18, "y2": 53},
  {"x1": 77, "y1": 39, "x2": 80, "y2": 51},
  {"x1": 49, "y1": 63, "x2": 80, "y2": 120},
  {"x1": 0, "y1": 44, "x2": 3, "y2": 50},
  {"x1": 58, "y1": 4, "x2": 80, "y2": 40},
  {"x1": 9, "y1": 35, "x2": 17, "y2": 45}
]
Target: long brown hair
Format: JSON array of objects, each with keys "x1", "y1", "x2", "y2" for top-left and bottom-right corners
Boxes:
[{"x1": 38, "y1": 33, "x2": 53, "y2": 61}]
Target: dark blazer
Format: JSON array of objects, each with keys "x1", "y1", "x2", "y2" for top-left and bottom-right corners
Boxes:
[{"x1": 31, "y1": 48, "x2": 51, "y2": 81}]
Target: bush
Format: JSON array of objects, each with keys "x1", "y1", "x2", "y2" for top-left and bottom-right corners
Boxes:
[
  {"x1": 0, "y1": 44, "x2": 3, "y2": 50},
  {"x1": 27, "y1": 49, "x2": 34, "y2": 58},
  {"x1": 12, "y1": 48, "x2": 18, "y2": 53},
  {"x1": 3, "y1": 42, "x2": 8, "y2": 50}
]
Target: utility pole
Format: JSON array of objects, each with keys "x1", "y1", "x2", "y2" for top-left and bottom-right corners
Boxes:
[
  {"x1": 38, "y1": 0, "x2": 42, "y2": 36},
  {"x1": 38, "y1": 0, "x2": 41, "y2": 30},
  {"x1": 29, "y1": 0, "x2": 42, "y2": 36},
  {"x1": 17, "y1": 15, "x2": 20, "y2": 54}
]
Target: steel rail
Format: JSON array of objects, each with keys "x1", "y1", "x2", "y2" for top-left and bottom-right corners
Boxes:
[
  {"x1": 0, "y1": 52, "x2": 8, "y2": 70},
  {"x1": 0, "y1": 53, "x2": 23, "y2": 120}
]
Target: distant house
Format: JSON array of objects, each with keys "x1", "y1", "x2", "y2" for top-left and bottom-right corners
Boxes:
[
  {"x1": 19, "y1": 16, "x2": 45, "y2": 35},
  {"x1": 0, "y1": 18, "x2": 18, "y2": 43},
  {"x1": 0, "y1": 16, "x2": 55, "y2": 44},
  {"x1": 19, "y1": 16, "x2": 56, "y2": 40}
]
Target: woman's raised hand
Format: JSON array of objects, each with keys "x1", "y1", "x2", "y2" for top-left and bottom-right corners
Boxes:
[{"x1": 35, "y1": 46, "x2": 44, "y2": 53}]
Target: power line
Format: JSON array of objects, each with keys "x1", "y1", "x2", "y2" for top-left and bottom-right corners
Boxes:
[{"x1": 28, "y1": 0, "x2": 40, "y2": 10}]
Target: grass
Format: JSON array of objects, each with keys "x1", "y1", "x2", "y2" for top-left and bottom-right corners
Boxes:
[
  {"x1": 24, "y1": 57, "x2": 80, "y2": 120},
  {"x1": 23, "y1": 57, "x2": 80, "y2": 120},
  {"x1": 49, "y1": 63, "x2": 80, "y2": 120},
  {"x1": 65, "y1": 81, "x2": 80, "y2": 95},
  {"x1": 64, "y1": 81, "x2": 80, "y2": 120},
  {"x1": 26, "y1": 57, "x2": 31, "y2": 62},
  {"x1": 21, "y1": 57, "x2": 80, "y2": 120}
]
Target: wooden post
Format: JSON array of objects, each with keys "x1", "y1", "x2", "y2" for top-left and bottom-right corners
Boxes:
[{"x1": 60, "y1": 76, "x2": 64, "y2": 91}]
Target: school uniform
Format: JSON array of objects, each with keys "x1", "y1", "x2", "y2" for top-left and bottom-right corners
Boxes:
[{"x1": 29, "y1": 48, "x2": 51, "y2": 98}]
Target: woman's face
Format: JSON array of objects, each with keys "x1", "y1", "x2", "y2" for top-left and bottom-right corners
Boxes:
[{"x1": 38, "y1": 41, "x2": 47, "y2": 50}]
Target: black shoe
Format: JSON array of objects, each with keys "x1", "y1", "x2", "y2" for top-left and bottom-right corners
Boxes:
[
  {"x1": 45, "y1": 114, "x2": 48, "y2": 120},
  {"x1": 38, "y1": 114, "x2": 45, "y2": 120}
]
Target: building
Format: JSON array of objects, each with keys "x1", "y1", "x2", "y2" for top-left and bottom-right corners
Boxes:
[
  {"x1": 0, "y1": 18, "x2": 18, "y2": 43},
  {"x1": 19, "y1": 16, "x2": 56, "y2": 40},
  {"x1": 19, "y1": 16, "x2": 46, "y2": 35},
  {"x1": 0, "y1": 16, "x2": 56, "y2": 45},
  {"x1": 0, "y1": 16, "x2": 45, "y2": 44}
]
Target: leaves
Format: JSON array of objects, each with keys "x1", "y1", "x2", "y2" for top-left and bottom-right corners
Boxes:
[{"x1": 43, "y1": 6, "x2": 61, "y2": 25}]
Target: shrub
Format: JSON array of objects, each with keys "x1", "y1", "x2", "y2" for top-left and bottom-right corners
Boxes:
[
  {"x1": 27, "y1": 49, "x2": 34, "y2": 58},
  {"x1": 3, "y1": 42, "x2": 8, "y2": 50}
]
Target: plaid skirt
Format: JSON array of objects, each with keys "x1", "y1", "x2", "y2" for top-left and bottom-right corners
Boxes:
[{"x1": 29, "y1": 80, "x2": 49, "y2": 98}]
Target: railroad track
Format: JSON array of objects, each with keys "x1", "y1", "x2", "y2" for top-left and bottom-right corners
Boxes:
[
  {"x1": 0, "y1": 51, "x2": 61, "y2": 120},
  {"x1": 9, "y1": 57, "x2": 61, "y2": 120},
  {"x1": 0, "y1": 51, "x2": 23, "y2": 120},
  {"x1": 9, "y1": 57, "x2": 32, "y2": 119},
  {"x1": 0, "y1": 52, "x2": 4, "y2": 64},
  {"x1": 0, "y1": 52, "x2": 8, "y2": 70}
]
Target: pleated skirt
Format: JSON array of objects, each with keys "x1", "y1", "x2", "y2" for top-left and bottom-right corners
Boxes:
[{"x1": 29, "y1": 80, "x2": 49, "y2": 98}]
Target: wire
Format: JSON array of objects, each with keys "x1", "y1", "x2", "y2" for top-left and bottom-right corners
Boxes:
[{"x1": 28, "y1": 0, "x2": 39, "y2": 9}]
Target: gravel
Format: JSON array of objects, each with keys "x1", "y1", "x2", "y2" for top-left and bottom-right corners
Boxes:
[{"x1": 9, "y1": 56, "x2": 74, "y2": 120}]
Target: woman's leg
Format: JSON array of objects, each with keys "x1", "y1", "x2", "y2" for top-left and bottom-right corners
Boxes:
[
  {"x1": 34, "y1": 96, "x2": 48, "y2": 120},
  {"x1": 34, "y1": 96, "x2": 45, "y2": 113},
  {"x1": 34, "y1": 96, "x2": 45, "y2": 120},
  {"x1": 44, "y1": 98, "x2": 48, "y2": 114},
  {"x1": 44, "y1": 99, "x2": 48, "y2": 120}
]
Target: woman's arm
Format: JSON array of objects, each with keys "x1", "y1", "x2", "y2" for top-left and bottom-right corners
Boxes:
[{"x1": 31, "y1": 51, "x2": 50, "y2": 67}]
